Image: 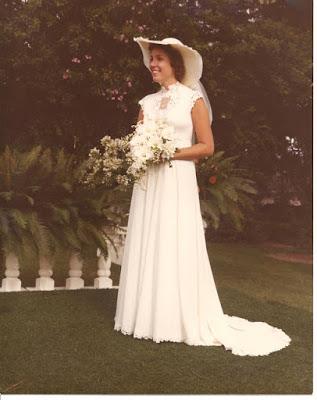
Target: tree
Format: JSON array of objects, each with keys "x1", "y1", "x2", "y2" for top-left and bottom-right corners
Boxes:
[{"x1": 0, "y1": 0, "x2": 311, "y2": 193}]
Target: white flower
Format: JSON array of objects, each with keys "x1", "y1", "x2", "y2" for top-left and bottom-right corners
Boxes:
[
  {"x1": 81, "y1": 117, "x2": 177, "y2": 188},
  {"x1": 127, "y1": 118, "x2": 176, "y2": 180}
]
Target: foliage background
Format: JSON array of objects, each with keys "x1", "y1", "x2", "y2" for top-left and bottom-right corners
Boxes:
[{"x1": 0, "y1": 0, "x2": 312, "y2": 245}]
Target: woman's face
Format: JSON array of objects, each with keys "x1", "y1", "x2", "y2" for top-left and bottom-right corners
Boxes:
[{"x1": 149, "y1": 48, "x2": 175, "y2": 84}]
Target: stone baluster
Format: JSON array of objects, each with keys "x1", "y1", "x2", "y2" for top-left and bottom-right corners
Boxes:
[
  {"x1": 35, "y1": 256, "x2": 55, "y2": 291},
  {"x1": 66, "y1": 252, "x2": 84, "y2": 289},
  {"x1": 109, "y1": 226, "x2": 127, "y2": 265},
  {"x1": 94, "y1": 248, "x2": 112, "y2": 289},
  {"x1": 1, "y1": 253, "x2": 21, "y2": 292}
]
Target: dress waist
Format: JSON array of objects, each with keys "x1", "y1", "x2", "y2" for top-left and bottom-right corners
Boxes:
[{"x1": 173, "y1": 139, "x2": 192, "y2": 148}]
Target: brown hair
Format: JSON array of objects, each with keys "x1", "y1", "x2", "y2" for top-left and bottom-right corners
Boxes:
[{"x1": 148, "y1": 43, "x2": 185, "y2": 83}]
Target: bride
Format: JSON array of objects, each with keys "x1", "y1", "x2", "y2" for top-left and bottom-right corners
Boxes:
[{"x1": 114, "y1": 37, "x2": 291, "y2": 357}]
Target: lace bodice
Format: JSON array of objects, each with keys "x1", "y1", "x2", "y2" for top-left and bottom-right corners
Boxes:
[{"x1": 138, "y1": 81, "x2": 203, "y2": 147}]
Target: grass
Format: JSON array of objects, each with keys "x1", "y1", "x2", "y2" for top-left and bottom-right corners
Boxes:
[{"x1": 0, "y1": 242, "x2": 312, "y2": 394}]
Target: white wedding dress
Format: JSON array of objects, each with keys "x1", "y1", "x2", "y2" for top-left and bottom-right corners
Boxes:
[{"x1": 113, "y1": 81, "x2": 291, "y2": 356}]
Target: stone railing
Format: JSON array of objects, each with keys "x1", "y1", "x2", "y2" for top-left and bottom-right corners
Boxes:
[{"x1": 0, "y1": 227, "x2": 127, "y2": 293}]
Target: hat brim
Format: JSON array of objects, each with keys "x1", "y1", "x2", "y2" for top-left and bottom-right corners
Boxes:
[{"x1": 133, "y1": 37, "x2": 203, "y2": 88}]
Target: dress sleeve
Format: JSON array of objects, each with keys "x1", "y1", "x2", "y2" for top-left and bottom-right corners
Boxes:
[
  {"x1": 138, "y1": 96, "x2": 146, "y2": 111},
  {"x1": 189, "y1": 90, "x2": 203, "y2": 111}
]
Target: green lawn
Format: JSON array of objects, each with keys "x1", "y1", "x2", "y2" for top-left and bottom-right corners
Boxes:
[{"x1": 0, "y1": 242, "x2": 312, "y2": 394}]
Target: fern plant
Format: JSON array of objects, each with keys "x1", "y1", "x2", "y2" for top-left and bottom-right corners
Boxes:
[
  {"x1": 0, "y1": 145, "x2": 128, "y2": 266},
  {"x1": 196, "y1": 151, "x2": 258, "y2": 232}
]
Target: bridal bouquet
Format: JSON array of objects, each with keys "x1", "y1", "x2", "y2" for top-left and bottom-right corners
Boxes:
[
  {"x1": 80, "y1": 118, "x2": 177, "y2": 189},
  {"x1": 127, "y1": 118, "x2": 177, "y2": 178},
  {"x1": 80, "y1": 135, "x2": 133, "y2": 188}
]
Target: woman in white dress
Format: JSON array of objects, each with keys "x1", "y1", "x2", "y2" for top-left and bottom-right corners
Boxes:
[{"x1": 114, "y1": 37, "x2": 291, "y2": 357}]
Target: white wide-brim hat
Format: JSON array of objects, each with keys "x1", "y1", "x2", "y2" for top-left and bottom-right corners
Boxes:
[{"x1": 133, "y1": 36, "x2": 203, "y2": 88}]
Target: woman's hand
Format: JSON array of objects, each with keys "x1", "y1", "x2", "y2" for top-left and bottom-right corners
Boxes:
[{"x1": 171, "y1": 145, "x2": 210, "y2": 161}]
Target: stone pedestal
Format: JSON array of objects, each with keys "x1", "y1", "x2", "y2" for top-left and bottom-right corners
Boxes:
[
  {"x1": 94, "y1": 249, "x2": 112, "y2": 289},
  {"x1": 66, "y1": 252, "x2": 84, "y2": 289},
  {"x1": 35, "y1": 256, "x2": 55, "y2": 290},
  {"x1": 1, "y1": 253, "x2": 21, "y2": 292}
]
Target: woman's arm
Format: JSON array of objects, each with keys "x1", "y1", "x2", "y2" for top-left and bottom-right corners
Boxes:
[
  {"x1": 171, "y1": 98, "x2": 214, "y2": 161},
  {"x1": 137, "y1": 108, "x2": 144, "y2": 123}
]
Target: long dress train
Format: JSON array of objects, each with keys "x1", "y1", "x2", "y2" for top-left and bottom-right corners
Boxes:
[{"x1": 113, "y1": 81, "x2": 291, "y2": 356}]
